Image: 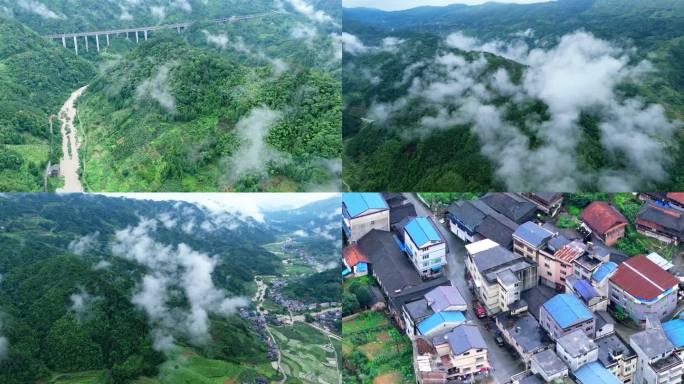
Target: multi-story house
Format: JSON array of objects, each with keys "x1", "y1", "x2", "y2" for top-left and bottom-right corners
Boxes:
[
  {"x1": 465, "y1": 239, "x2": 537, "y2": 315},
  {"x1": 580, "y1": 201, "x2": 628, "y2": 246},
  {"x1": 518, "y1": 192, "x2": 564, "y2": 217},
  {"x1": 539, "y1": 293, "x2": 595, "y2": 340},
  {"x1": 595, "y1": 332, "x2": 637, "y2": 383},
  {"x1": 342, "y1": 192, "x2": 390, "y2": 243},
  {"x1": 636, "y1": 203, "x2": 684, "y2": 245},
  {"x1": 556, "y1": 329, "x2": 599, "y2": 371},
  {"x1": 398, "y1": 216, "x2": 447, "y2": 277},
  {"x1": 495, "y1": 311, "x2": 553, "y2": 365},
  {"x1": 630, "y1": 323, "x2": 684, "y2": 384},
  {"x1": 609, "y1": 254, "x2": 680, "y2": 325}
]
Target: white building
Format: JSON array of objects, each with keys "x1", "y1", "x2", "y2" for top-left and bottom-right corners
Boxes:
[{"x1": 342, "y1": 193, "x2": 390, "y2": 243}]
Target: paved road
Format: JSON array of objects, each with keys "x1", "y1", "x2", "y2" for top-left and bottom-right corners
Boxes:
[{"x1": 405, "y1": 193, "x2": 525, "y2": 383}]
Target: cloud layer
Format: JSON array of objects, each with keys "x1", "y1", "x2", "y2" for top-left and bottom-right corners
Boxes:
[
  {"x1": 358, "y1": 30, "x2": 680, "y2": 191},
  {"x1": 110, "y1": 217, "x2": 248, "y2": 350}
]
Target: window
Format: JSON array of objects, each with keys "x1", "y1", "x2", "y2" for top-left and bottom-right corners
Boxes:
[
  {"x1": 370, "y1": 220, "x2": 375, "y2": 225},
  {"x1": 476, "y1": 364, "x2": 484, "y2": 368},
  {"x1": 476, "y1": 349, "x2": 483, "y2": 353},
  {"x1": 462, "y1": 352, "x2": 470, "y2": 356},
  {"x1": 476, "y1": 357, "x2": 484, "y2": 362},
  {"x1": 547, "y1": 272, "x2": 552, "y2": 277}
]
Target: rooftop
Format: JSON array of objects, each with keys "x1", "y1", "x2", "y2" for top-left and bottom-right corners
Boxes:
[
  {"x1": 496, "y1": 312, "x2": 551, "y2": 354},
  {"x1": 610, "y1": 254, "x2": 679, "y2": 301},
  {"x1": 557, "y1": 329, "x2": 597, "y2": 357},
  {"x1": 469, "y1": 241, "x2": 524, "y2": 273},
  {"x1": 342, "y1": 244, "x2": 368, "y2": 268},
  {"x1": 357, "y1": 229, "x2": 422, "y2": 296},
  {"x1": 513, "y1": 221, "x2": 555, "y2": 248},
  {"x1": 405, "y1": 216, "x2": 443, "y2": 248},
  {"x1": 666, "y1": 192, "x2": 684, "y2": 206},
  {"x1": 574, "y1": 361, "x2": 621, "y2": 384},
  {"x1": 405, "y1": 298, "x2": 434, "y2": 322},
  {"x1": 530, "y1": 349, "x2": 567, "y2": 376},
  {"x1": 424, "y1": 285, "x2": 466, "y2": 312},
  {"x1": 542, "y1": 294, "x2": 593, "y2": 329},
  {"x1": 630, "y1": 327, "x2": 676, "y2": 360},
  {"x1": 343, "y1": 192, "x2": 388, "y2": 218},
  {"x1": 581, "y1": 201, "x2": 627, "y2": 235},
  {"x1": 592, "y1": 262, "x2": 618, "y2": 283},
  {"x1": 637, "y1": 204, "x2": 684, "y2": 236},
  {"x1": 554, "y1": 239, "x2": 587, "y2": 263},
  {"x1": 572, "y1": 279, "x2": 600, "y2": 302},
  {"x1": 417, "y1": 311, "x2": 466, "y2": 335},
  {"x1": 662, "y1": 318, "x2": 684, "y2": 349},
  {"x1": 446, "y1": 324, "x2": 487, "y2": 355},
  {"x1": 481, "y1": 192, "x2": 537, "y2": 224},
  {"x1": 595, "y1": 333, "x2": 635, "y2": 368},
  {"x1": 389, "y1": 203, "x2": 417, "y2": 226},
  {"x1": 646, "y1": 252, "x2": 674, "y2": 271}
]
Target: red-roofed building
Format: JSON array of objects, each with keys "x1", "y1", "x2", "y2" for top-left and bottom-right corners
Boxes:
[
  {"x1": 636, "y1": 204, "x2": 684, "y2": 245},
  {"x1": 666, "y1": 193, "x2": 684, "y2": 207},
  {"x1": 343, "y1": 244, "x2": 369, "y2": 277},
  {"x1": 609, "y1": 255, "x2": 680, "y2": 325},
  {"x1": 581, "y1": 202, "x2": 628, "y2": 246}
]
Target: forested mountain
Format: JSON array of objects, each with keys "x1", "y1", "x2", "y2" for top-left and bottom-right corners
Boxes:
[
  {"x1": 0, "y1": 193, "x2": 339, "y2": 383},
  {"x1": 343, "y1": 0, "x2": 684, "y2": 191},
  {"x1": 0, "y1": 18, "x2": 94, "y2": 191},
  {"x1": 0, "y1": 0, "x2": 341, "y2": 192}
]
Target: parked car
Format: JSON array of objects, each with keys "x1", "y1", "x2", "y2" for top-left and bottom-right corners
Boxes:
[
  {"x1": 495, "y1": 336, "x2": 505, "y2": 347},
  {"x1": 472, "y1": 299, "x2": 486, "y2": 318}
]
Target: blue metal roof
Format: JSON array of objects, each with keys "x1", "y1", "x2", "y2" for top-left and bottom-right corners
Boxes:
[
  {"x1": 543, "y1": 294, "x2": 592, "y2": 329},
  {"x1": 405, "y1": 217, "x2": 441, "y2": 248},
  {"x1": 417, "y1": 311, "x2": 466, "y2": 335},
  {"x1": 342, "y1": 268, "x2": 351, "y2": 275},
  {"x1": 663, "y1": 319, "x2": 684, "y2": 348},
  {"x1": 573, "y1": 279, "x2": 599, "y2": 302},
  {"x1": 342, "y1": 193, "x2": 388, "y2": 217},
  {"x1": 592, "y1": 262, "x2": 617, "y2": 283},
  {"x1": 356, "y1": 262, "x2": 368, "y2": 272},
  {"x1": 574, "y1": 362, "x2": 621, "y2": 384},
  {"x1": 513, "y1": 221, "x2": 554, "y2": 247}
]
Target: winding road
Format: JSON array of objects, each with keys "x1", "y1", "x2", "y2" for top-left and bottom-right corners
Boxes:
[
  {"x1": 56, "y1": 86, "x2": 87, "y2": 192},
  {"x1": 254, "y1": 276, "x2": 287, "y2": 384}
]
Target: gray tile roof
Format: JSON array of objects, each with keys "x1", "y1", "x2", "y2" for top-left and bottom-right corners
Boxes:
[
  {"x1": 530, "y1": 349, "x2": 567, "y2": 376},
  {"x1": 513, "y1": 221, "x2": 555, "y2": 248},
  {"x1": 357, "y1": 229, "x2": 422, "y2": 295},
  {"x1": 595, "y1": 333, "x2": 635, "y2": 368},
  {"x1": 424, "y1": 285, "x2": 466, "y2": 312},
  {"x1": 496, "y1": 312, "x2": 552, "y2": 354},
  {"x1": 447, "y1": 324, "x2": 487, "y2": 355}
]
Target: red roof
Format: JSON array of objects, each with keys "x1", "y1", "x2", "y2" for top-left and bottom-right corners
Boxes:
[
  {"x1": 667, "y1": 192, "x2": 684, "y2": 205},
  {"x1": 610, "y1": 254, "x2": 679, "y2": 301},
  {"x1": 343, "y1": 244, "x2": 368, "y2": 267},
  {"x1": 580, "y1": 201, "x2": 627, "y2": 235}
]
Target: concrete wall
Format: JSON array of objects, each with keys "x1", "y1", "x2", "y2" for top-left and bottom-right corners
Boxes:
[
  {"x1": 347, "y1": 210, "x2": 389, "y2": 242},
  {"x1": 609, "y1": 284, "x2": 679, "y2": 324}
]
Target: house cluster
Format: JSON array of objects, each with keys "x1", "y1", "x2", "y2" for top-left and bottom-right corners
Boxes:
[
  {"x1": 342, "y1": 193, "x2": 491, "y2": 383},
  {"x1": 343, "y1": 192, "x2": 684, "y2": 384}
]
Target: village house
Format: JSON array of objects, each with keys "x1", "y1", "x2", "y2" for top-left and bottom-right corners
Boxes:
[
  {"x1": 574, "y1": 243, "x2": 611, "y2": 281},
  {"x1": 539, "y1": 293, "x2": 595, "y2": 340},
  {"x1": 426, "y1": 324, "x2": 490, "y2": 382},
  {"x1": 342, "y1": 192, "x2": 390, "y2": 243},
  {"x1": 630, "y1": 322, "x2": 684, "y2": 384},
  {"x1": 609, "y1": 254, "x2": 680, "y2": 325},
  {"x1": 662, "y1": 314, "x2": 684, "y2": 362},
  {"x1": 566, "y1": 276, "x2": 609, "y2": 312},
  {"x1": 495, "y1": 311, "x2": 553, "y2": 364},
  {"x1": 592, "y1": 261, "x2": 619, "y2": 297},
  {"x1": 396, "y1": 216, "x2": 447, "y2": 277},
  {"x1": 518, "y1": 192, "x2": 564, "y2": 217},
  {"x1": 529, "y1": 349, "x2": 569, "y2": 382},
  {"x1": 402, "y1": 284, "x2": 467, "y2": 337},
  {"x1": 447, "y1": 192, "x2": 537, "y2": 248},
  {"x1": 556, "y1": 329, "x2": 599, "y2": 371},
  {"x1": 639, "y1": 193, "x2": 684, "y2": 212},
  {"x1": 342, "y1": 243, "x2": 369, "y2": 278},
  {"x1": 595, "y1": 332, "x2": 637, "y2": 383},
  {"x1": 580, "y1": 201, "x2": 628, "y2": 246},
  {"x1": 636, "y1": 203, "x2": 684, "y2": 245},
  {"x1": 574, "y1": 361, "x2": 623, "y2": 384},
  {"x1": 465, "y1": 239, "x2": 538, "y2": 314}
]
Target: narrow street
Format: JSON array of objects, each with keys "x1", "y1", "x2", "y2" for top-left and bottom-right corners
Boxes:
[
  {"x1": 404, "y1": 193, "x2": 525, "y2": 383},
  {"x1": 57, "y1": 85, "x2": 87, "y2": 192},
  {"x1": 254, "y1": 276, "x2": 288, "y2": 383}
]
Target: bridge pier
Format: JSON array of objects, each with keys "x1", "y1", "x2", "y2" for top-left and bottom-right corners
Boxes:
[
  {"x1": 62, "y1": 36, "x2": 66, "y2": 48},
  {"x1": 177, "y1": 26, "x2": 180, "y2": 33},
  {"x1": 135, "y1": 30, "x2": 139, "y2": 43},
  {"x1": 84, "y1": 35, "x2": 88, "y2": 52},
  {"x1": 126, "y1": 31, "x2": 129, "y2": 40},
  {"x1": 144, "y1": 30, "x2": 148, "y2": 40},
  {"x1": 95, "y1": 34, "x2": 100, "y2": 52},
  {"x1": 73, "y1": 35, "x2": 78, "y2": 55},
  {"x1": 106, "y1": 34, "x2": 109, "y2": 46}
]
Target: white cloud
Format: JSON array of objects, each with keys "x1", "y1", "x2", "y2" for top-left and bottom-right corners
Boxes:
[
  {"x1": 338, "y1": 32, "x2": 404, "y2": 56},
  {"x1": 282, "y1": 0, "x2": 334, "y2": 24},
  {"x1": 0, "y1": 317, "x2": 7, "y2": 360},
  {"x1": 150, "y1": 5, "x2": 165, "y2": 19},
  {"x1": 136, "y1": 64, "x2": 176, "y2": 114},
  {"x1": 368, "y1": 31, "x2": 680, "y2": 190},
  {"x1": 202, "y1": 30, "x2": 228, "y2": 49},
  {"x1": 17, "y1": 0, "x2": 62, "y2": 19},
  {"x1": 290, "y1": 23, "x2": 317, "y2": 42},
  {"x1": 343, "y1": 0, "x2": 554, "y2": 11},
  {"x1": 92, "y1": 260, "x2": 111, "y2": 270},
  {"x1": 68, "y1": 232, "x2": 99, "y2": 256},
  {"x1": 70, "y1": 287, "x2": 98, "y2": 322},
  {"x1": 111, "y1": 218, "x2": 250, "y2": 350}
]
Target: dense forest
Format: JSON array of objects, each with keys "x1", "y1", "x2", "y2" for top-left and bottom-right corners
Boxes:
[
  {"x1": 343, "y1": 0, "x2": 684, "y2": 191},
  {"x1": 0, "y1": 19, "x2": 94, "y2": 191},
  {"x1": 0, "y1": 193, "x2": 341, "y2": 383},
  {"x1": 0, "y1": 0, "x2": 341, "y2": 192}
]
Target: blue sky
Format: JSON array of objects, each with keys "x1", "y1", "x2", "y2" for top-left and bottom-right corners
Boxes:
[{"x1": 342, "y1": 0, "x2": 554, "y2": 11}]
